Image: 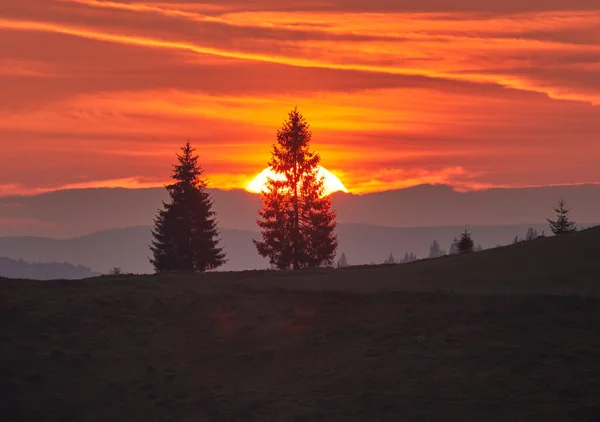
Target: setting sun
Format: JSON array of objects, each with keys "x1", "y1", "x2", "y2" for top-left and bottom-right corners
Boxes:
[{"x1": 246, "y1": 166, "x2": 348, "y2": 196}]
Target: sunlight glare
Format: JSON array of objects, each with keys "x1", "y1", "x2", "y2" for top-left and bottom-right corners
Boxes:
[{"x1": 246, "y1": 166, "x2": 348, "y2": 196}]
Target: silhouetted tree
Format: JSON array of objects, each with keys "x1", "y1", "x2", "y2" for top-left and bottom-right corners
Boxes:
[
  {"x1": 109, "y1": 267, "x2": 123, "y2": 276},
  {"x1": 150, "y1": 142, "x2": 226, "y2": 273},
  {"x1": 384, "y1": 253, "x2": 396, "y2": 264},
  {"x1": 525, "y1": 228, "x2": 539, "y2": 241},
  {"x1": 400, "y1": 252, "x2": 417, "y2": 263},
  {"x1": 457, "y1": 228, "x2": 474, "y2": 254},
  {"x1": 449, "y1": 238, "x2": 459, "y2": 255},
  {"x1": 337, "y1": 253, "x2": 348, "y2": 268},
  {"x1": 428, "y1": 240, "x2": 443, "y2": 259},
  {"x1": 254, "y1": 108, "x2": 338, "y2": 270},
  {"x1": 547, "y1": 198, "x2": 576, "y2": 235}
]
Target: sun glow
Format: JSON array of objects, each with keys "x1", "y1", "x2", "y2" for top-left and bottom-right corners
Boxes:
[{"x1": 246, "y1": 166, "x2": 348, "y2": 196}]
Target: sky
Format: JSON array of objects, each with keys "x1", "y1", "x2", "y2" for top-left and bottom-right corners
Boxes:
[{"x1": 1, "y1": 0, "x2": 600, "y2": 195}]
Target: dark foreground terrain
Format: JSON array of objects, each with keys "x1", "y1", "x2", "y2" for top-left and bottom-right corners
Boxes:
[{"x1": 2, "y1": 229, "x2": 600, "y2": 421}]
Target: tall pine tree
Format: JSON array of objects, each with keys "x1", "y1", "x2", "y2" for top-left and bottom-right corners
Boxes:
[
  {"x1": 150, "y1": 141, "x2": 226, "y2": 273},
  {"x1": 547, "y1": 198, "x2": 576, "y2": 235},
  {"x1": 254, "y1": 108, "x2": 338, "y2": 270}
]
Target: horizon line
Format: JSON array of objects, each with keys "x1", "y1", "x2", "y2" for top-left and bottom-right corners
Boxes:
[{"x1": 3, "y1": 181, "x2": 600, "y2": 199}]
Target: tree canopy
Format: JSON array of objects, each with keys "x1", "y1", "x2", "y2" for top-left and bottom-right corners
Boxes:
[
  {"x1": 457, "y1": 228, "x2": 474, "y2": 254},
  {"x1": 150, "y1": 141, "x2": 226, "y2": 273},
  {"x1": 254, "y1": 108, "x2": 338, "y2": 270},
  {"x1": 547, "y1": 198, "x2": 576, "y2": 235},
  {"x1": 428, "y1": 239, "x2": 443, "y2": 258}
]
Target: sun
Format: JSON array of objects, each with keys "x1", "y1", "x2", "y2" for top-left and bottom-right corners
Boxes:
[{"x1": 246, "y1": 166, "x2": 348, "y2": 196}]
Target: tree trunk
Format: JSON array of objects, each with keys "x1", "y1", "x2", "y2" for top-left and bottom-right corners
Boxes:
[{"x1": 292, "y1": 143, "x2": 299, "y2": 270}]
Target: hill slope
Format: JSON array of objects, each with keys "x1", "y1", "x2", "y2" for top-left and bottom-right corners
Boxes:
[
  {"x1": 239, "y1": 226, "x2": 600, "y2": 296},
  {"x1": 2, "y1": 229, "x2": 600, "y2": 421}
]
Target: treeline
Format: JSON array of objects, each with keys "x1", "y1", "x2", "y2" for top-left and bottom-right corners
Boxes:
[
  {"x1": 337, "y1": 201, "x2": 579, "y2": 267},
  {"x1": 446, "y1": 203, "x2": 579, "y2": 256},
  {"x1": 148, "y1": 108, "x2": 582, "y2": 274}
]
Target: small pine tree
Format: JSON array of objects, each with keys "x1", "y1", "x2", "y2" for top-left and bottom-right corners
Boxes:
[
  {"x1": 449, "y1": 238, "x2": 459, "y2": 255},
  {"x1": 457, "y1": 228, "x2": 474, "y2": 254},
  {"x1": 401, "y1": 252, "x2": 417, "y2": 263},
  {"x1": 547, "y1": 198, "x2": 576, "y2": 235},
  {"x1": 150, "y1": 141, "x2": 226, "y2": 273},
  {"x1": 428, "y1": 240, "x2": 442, "y2": 259},
  {"x1": 337, "y1": 253, "x2": 348, "y2": 268},
  {"x1": 384, "y1": 253, "x2": 396, "y2": 264},
  {"x1": 525, "y1": 228, "x2": 539, "y2": 241},
  {"x1": 109, "y1": 267, "x2": 123, "y2": 276},
  {"x1": 254, "y1": 108, "x2": 338, "y2": 270}
]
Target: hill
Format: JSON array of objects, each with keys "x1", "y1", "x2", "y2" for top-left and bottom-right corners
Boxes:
[
  {"x1": 0, "y1": 223, "x2": 573, "y2": 274},
  {"x1": 0, "y1": 226, "x2": 268, "y2": 274},
  {"x1": 2, "y1": 228, "x2": 600, "y2": 420},
  {"x1": 0, "y1": 257, "x2": 99, "y2": 280},
  {"x1": 240, "y1": 226, "x2": 600, "y2": 296},
  {"x1": 1, "y1": 184, "x2": 599, "y2": 238}
]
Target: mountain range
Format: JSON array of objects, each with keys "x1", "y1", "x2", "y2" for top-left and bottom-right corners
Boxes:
[
  {"x1": 0, "y1": 183, "x2": 598, "y2": 275},
  {"x1": 1, "y1": 184, "x2": 599, "y2": 238}
]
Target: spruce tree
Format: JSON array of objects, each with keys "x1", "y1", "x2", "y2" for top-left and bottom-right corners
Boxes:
[
  {"x1": 150, "y1": 141, "x2": 226, "y2": 273},
  {"x1": 547, "y1": 198, "x2": 576, "y2": 235},
  {"x1": 525, "y1": 227, "x2": 540, "y2": 242},
  {"x1": 457, "y1": 227, "x2": 474, "y2": 254},
  {"x1": 449, "y1": 238, "x2": 459, "y2": 255},
  {"x1": 337, "y1": 253, "x2": 348, "y2": 268},
  {"x1": 384, "y1": 253, "x2": 396, "y2": 264},
  {"x1": 428, "y1": 239, "x2": 442, "y2": 258},
  {"x1": 525, "y1": 228, "x2": 539, "y2": 241},
  {"x1": 254, "y1": 108, "x2": 338, "y2": 270},
  {"x1": 401, "y1": 252, "x2": 417, "y2": 263}
]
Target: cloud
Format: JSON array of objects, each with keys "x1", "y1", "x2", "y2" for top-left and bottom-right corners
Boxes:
[
  {"x1": 0, "y1": 0, "x2": 600, "y2": 194},
  {"x1": 3, "y1": 4, "x2": 600, "y2": 102}
]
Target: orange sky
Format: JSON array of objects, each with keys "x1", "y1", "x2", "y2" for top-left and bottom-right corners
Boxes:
[{"x1": 1, "y1": 0, "x2": 600, "y2": 195}]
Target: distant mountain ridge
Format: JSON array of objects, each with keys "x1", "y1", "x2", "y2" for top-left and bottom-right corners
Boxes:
[
  {"x1": 1, "y1": 183, "x2": 599, "y2": 238},
  {"x1": 1, "y1": 183, "x2": 598, "y2": 273},
  {"x1": 0, "y1": 256, "x2": 99, "y2": 280}
]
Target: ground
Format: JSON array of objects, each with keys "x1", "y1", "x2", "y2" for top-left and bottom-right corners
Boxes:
[{"x1": 2, "y1": 229, "x2": 600, "y2": 421}]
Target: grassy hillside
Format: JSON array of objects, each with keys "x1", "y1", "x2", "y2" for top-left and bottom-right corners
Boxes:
[{"x1": 2, "y1": 228, "x2": 600, "y2": 421}]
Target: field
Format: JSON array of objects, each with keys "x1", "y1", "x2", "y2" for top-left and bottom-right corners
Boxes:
[{"x1": 2, "y1": 228, "x2": 600, "y2": 421}]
